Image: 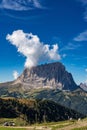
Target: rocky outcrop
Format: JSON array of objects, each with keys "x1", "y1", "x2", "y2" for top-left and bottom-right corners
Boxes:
[
  {"x1": 15, "y1": 62, "x2": 78, "y2": 91},
  {"x1": 80, "y1": 83, "x2": 87, "y2": 92}
]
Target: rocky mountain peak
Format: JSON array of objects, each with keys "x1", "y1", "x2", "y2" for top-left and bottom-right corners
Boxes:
[{"x1": 17, "y1": 62, "x2": 78, "y2": 91}]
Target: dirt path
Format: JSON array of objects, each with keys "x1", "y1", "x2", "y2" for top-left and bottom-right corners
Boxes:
[
  {"x1": 3, "y1": 126, "x2": 51, "y2": 130},
  {"x1": 58, "y1": 120, "x2": 87, "y2": 130}
]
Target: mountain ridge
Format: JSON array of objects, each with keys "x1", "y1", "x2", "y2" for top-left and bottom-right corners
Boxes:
[{"x1": 12, "y1": 62, "x2": 78, "y2": 91}]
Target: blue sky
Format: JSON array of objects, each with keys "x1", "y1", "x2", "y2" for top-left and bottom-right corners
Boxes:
[{"x1": 0, "y1": 0, "x2": 87, "y2": 84}]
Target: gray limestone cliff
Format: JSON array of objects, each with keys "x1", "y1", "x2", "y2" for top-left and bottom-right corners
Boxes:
[{"x1": 16, "y1": 62, "x2": 78, "y2": 91}]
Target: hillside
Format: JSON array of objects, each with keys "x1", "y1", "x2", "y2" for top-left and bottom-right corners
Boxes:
[
  {"x1": 0, "y1": 98, "x2": 85, "y2": 124},
  {"x1": 26, "y1": 88, "x2": 87, "y2": 115},
  {"x1": 0, "y1": 87, "x2": 87, "y2": 115}
]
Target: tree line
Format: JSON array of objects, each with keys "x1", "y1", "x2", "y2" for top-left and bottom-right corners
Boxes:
[{"x1": 0, "y1": 98, "x2": 85, "y2": 124}]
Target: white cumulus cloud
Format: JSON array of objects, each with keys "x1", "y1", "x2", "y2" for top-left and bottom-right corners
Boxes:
[
  {"x1": 73, "y1": 30, "x2": 87, "y2": 41},
  {"x1": 13, "y1": 70, "x2": 19, "y2": 79},
  {"x1": 6, "y1": 30, "x2": 61, "y2": 68},
  {"x1": 0, "y1": 0, "x2": 42, "y2": 11}
]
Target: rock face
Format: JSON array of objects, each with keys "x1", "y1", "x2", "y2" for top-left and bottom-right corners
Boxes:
[
  {"x1": 80, "y1": 83, "x2": 87, "y2": 92},
  {"x1": 15, "y1": 62, "x2": 78, "y2": 91}
]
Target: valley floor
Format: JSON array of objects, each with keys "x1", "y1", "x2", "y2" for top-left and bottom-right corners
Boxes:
[{"x1": 1, "y1": 118, "x2": 87, "y2": 130}]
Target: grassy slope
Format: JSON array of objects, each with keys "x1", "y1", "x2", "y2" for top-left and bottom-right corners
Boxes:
[
  {"x1": 0, "y1": 83, "x2": 87, "y2": 115},
  {"x1": 1, "y1": 118, "x2": 87, "y2": 130},
  {"x1": 0, "y1": 118, "x2": 28, "y2": 126},
  {"x1": 0, "y1": 128, "x2": 26, "y2": 130}
]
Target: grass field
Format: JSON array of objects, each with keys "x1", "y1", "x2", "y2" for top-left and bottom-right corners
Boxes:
[
  {"x1": 0, "y1": 118, "x2": 28, "y2": 126},
  {"x1": 72, "y1": 126, "x2": 87, "y2": 130},
  {"x1": 0, "y1": 118, "x2": 87, "y2": 130},
  {"x1": 0, "y1": 128, "x2": 26, "y2": 130}
]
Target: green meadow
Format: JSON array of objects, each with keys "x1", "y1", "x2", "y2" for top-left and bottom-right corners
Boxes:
[{"x1": 0, "y1": 128, "x2": 26, "y2": 130}]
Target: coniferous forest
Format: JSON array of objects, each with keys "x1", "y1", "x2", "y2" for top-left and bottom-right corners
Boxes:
[{"x1": 0, "y1": 98, "x2": 85, "y2": 124}]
